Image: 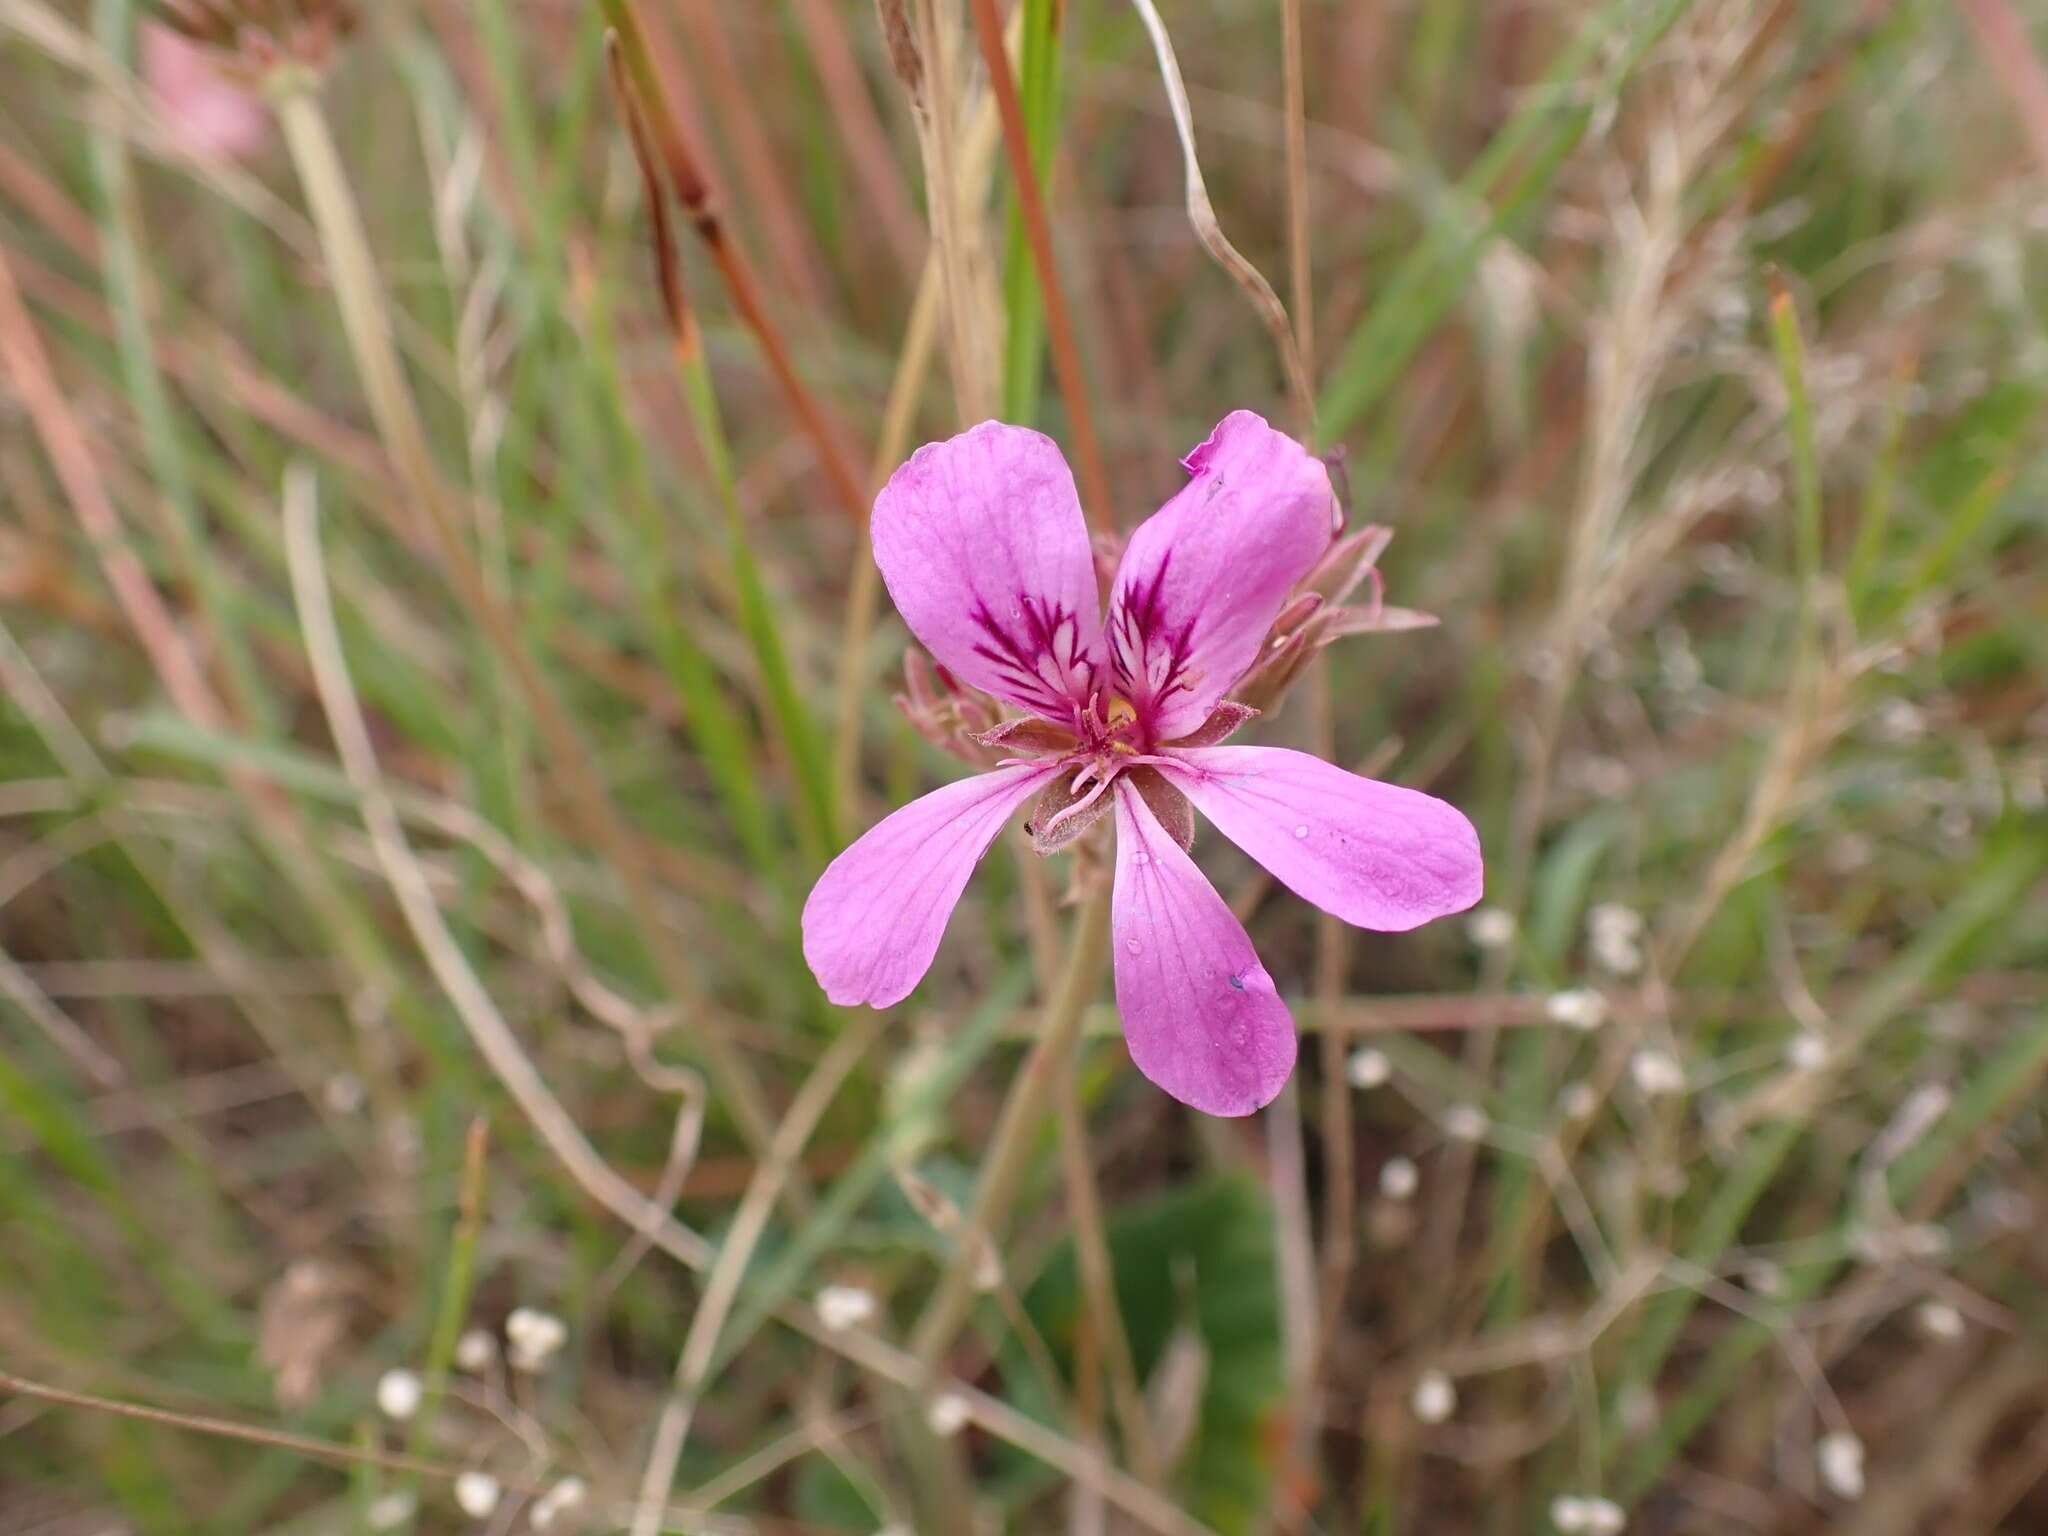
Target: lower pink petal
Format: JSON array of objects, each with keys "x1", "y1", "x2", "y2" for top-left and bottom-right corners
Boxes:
[
  {"x1": 1111, "y1": 782, "x2": 1296, "y2": 1117},
  {"x1": 1160, "y1": 745, "x2": 1483, "y2": 932},
  {"x1": 803, "y1": 764, "x2": 1058, "y2": 1007}
]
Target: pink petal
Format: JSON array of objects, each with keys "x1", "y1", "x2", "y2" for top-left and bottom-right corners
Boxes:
[
  {"x1": 1106, "y1": 411, "x2": 1335, "y2": 741},
  {"x1": 1111, "y1": 782, "x2": 1296, "y2": 1117},
  {"x1": 144, "y1": 24, "x2": 270, "y2": 162},
  {"x1": 803, "y1": 763, "x2": 1058, "y2": 1006},
  {"x1": 1160, "y1": 746, "x2": 1483, "y2": 932},
  {"x1": 871, "y1": 423, "x2": 1105, "y2": 727}
]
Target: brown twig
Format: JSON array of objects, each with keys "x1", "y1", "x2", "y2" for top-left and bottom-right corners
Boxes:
[{"x1": 600, "y1": 1, "x2": 870, "y2": 525}]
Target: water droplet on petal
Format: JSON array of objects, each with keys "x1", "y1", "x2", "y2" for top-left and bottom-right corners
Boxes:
[
  {"x1": 1293, "y1": 824, "x2": 1310, "y2": 838},
  {"x1": 1133, "y1": 851, "x2": 1151, "y2": 866},
  {"x1": 1124, "y1": 938, "x2": 1143, "y2": 955}
]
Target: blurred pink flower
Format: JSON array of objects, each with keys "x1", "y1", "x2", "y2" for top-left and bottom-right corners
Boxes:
[
  {"x1": 803, "y1": 411, "x2": 1483, "y2": 1116},
  {"x1": 144, "y1": 23, "x2": 270, "y2": 162}
]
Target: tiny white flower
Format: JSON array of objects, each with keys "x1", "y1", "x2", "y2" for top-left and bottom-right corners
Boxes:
[
  {"x1": 1899, "y1": 1223, "x2": 1950, "y2": 1259},
  {"x1": 1743, "y1": 1259, "x2": 1783, "y2": 1297},
  {"x1": 1589, "y1": 903, "x2": 1643, "y2": 943},
  {"x1": 1347, "y1": 1047, "x2": 1391, "y2": 1088},
  {"x1": 1588, "y1": 903, "x2": 1645, "y2": 974},
  {"x1": 530, "y1": 1475, "x2": 587, "y2": 1532},
  {"x1": 1559, "y1": 1080, "x2": 1600, "y2": 1120},
  {"x1": 1550, "y1": 1495, "x2": 1590, "y2": 1532},
  {"x1": 1786, "y1": 1033, "x2": 1829, "y2": 1071},
  {"x1": 815, "y1": 1284, "x2": 877, "y2": 1332},
  {"x1": 1379, "y1": 1156, "x2": 1419, "y2": 1201},
  {"x1": 1444, "y1": 1103, "x2": 1488, "y2": 1143},
  {"x1": 454, "y1": 1471, "x2": 501, "y2": 1519},
  {"x1": 1818, "y1": 1431, "x2": 1865, "y2": 1499},
  {"x1": 1410, "y1": 1368, "x2": 1456, "y2": 1424},
  {"x1": 1468, "y1": 908, "x2": 1516, "y2": 950},
  {"x1": 1580, "y1": 1497, "x2": 1626, "y2": 1536},
  {"x1": 375, "y1": 1367, "x2": 422, "y2": 1421},
  {"x1": 925, "y1": 1390, "x2": 971, "y2": 1437},
  {"x1": 1545, "y1": 988, "x2": 1608, "y2": 1032},
  {"x1": 453, "y1": 1327, "x2": 497, "y2": 1373},
  {"x1": 1630, "y1": 1050, "x2": 1685, "y2": 1098},
  {"x1": 322, "y1": 1071, "x2": 366, "y2": 1115},
  {"x1": 1616, "y1": 1383, "x2": 1658, "y2": 1433},
  {"x1": 505, "y1": 1307, "x2": 567, "y2": 1373},
  {"x1": 1915, "y1": 1300, "x2": 1964, "y2": 1341},
  {"x1": 367, "y1": 1491, "x2": 417, "y2": 1531}
]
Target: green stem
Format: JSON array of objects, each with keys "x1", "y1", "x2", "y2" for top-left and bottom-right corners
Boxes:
[{"x1": 909, "y1": 875, "x2": 1114, "y2": 1374}]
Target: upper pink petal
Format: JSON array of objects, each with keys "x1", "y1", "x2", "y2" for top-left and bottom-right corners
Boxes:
[
  {"x1": 803, "y1": 763, "x2": 1059, "y2": 1006},
  {"x1": 871, "y1": 423, "x2": 1105, "y2": 727},
  {"x1": 144, "y1": 24, "x2": 270, "y2": 162},
  {"x1": 1110, "y1": 781, "x2": 1296, "y2": 1117},
  {"x1": 1159, "y1": 745, "x2": 1483, "y2": 932},
  {"x1": 1105, "y1": 411, "x2": 1334, "y2": 741}
]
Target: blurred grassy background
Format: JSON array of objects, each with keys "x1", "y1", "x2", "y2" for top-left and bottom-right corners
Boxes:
[{"x1": 1, "y1": 0, "x2": 2045, "y2": 1531}]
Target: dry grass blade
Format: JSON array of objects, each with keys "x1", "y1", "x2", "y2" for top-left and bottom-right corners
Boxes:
[
  {"x1": 1124, "y1": 0, "x2": 1314, "y2": 428},
  {"x1": 281, "y1": 464, "x2": 714, "y2": 1275}
]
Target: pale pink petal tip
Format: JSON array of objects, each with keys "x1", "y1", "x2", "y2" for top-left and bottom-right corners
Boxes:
[
  {"x1": 868, "y1": 422, "x2": 1104, "y2": 727},
  {"x1": 1111, "y1": 783, "x2": 1297, "y2": 1117},
  {"x1": 144, "y1": 24, "x2": 270, "y2": 162},
  {"x1": 802, "y1": 764, "x2": 1057, "y2": 1007},
  {"x1": 1162, "y1": 745, "x2": 1483, "y2": 933}
]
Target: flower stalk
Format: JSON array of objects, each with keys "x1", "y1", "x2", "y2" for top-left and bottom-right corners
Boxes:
[{"x1": 910, "y1": 873, "x2": 1113, "y2": 1374}]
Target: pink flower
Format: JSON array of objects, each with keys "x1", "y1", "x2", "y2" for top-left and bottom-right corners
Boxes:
[
  {"x1": 144, "y1": 23, "x2": 271, "y2": 163},
  {"x1": 803, "y1": 411, "x2": 1483, "y2": 1116}
]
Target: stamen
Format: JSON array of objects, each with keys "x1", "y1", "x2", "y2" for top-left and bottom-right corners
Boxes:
[{"x1": 1037, "y1": 770, "x2": 1115, "y2": 835}]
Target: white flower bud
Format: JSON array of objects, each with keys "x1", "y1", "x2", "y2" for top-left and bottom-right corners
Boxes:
[
  {"x1": 925, "y1": 1391, "x2": 971, "y2": 1437},
  {"x1": 453, "y1": 1327, "x2": 497, "y2": 1372},
  {"x1": 1818, "y1": 1432, "x2": 1865, "y2": 1499},
  {"x1": 1347, "y1": 1047, "x2": 1391, "y2": 1088},
  {"x1": 1915, "y1": 1300, "x2": 1964, "y2": 1340},
  {"x1": 530, "y1": 1475, "x2": 587, "y2": 1532},
  {"x1": 505, "y1": 1307, "x2": 567, "y2": 1373},
  {"x1": 1468, "y1": 908, "x2": 1516, "y2": 950},
  {"x1": 1444, "y1": 1103, "x2": 1488, "y2": 1142},
  {"x1": 1379, "y1": 1156, "x2": 1419, "y2": 1201},
  {"x1": 1545, "y1": 989, "x2": 1608, "y2": 1032},
  {"x1": 375, "y1": 1367, "x2": 422, "y2": 1421},
  {"x1": 1559, "y1": 1081, "x2": 1600, "y2": 1120},
  {"x1": 1410, "y1": 1369, "x2": 1456, "y2": 1424},
  {"x1": 815, "y1": 1284, "x2": 877, "y2": 1332},
  {"x1": 1786, "y1": 1033, "x2": 1829, "y2": 1071},
  {"x1": 454, "y1": 1471, "x2": 501, "y2": 1519},
  {"x1": 367, "y1": 1491, "x2": 416, "y2": 1531},
  {"x1": 1630, "y1": 1050, "x2": 1685, "y2": 1098}
]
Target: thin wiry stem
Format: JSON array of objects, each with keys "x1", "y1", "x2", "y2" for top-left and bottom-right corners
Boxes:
[
  {"x1": 598, "y1": 0, "x2": 870, "y2": 524},
  {"x1": 282, "y1": 465, "x2": 716, "y2": 1276},
  {"x1": 1125, "y1": 0, "x2": 1314, "y2": 430},
  {"x1": 909, "y1": 874, "x2": 1114, "y2": 1374},
  {"x1": 0, "y1": 1368, "x2": 543, "y2": 1492},
  {"x1": 1055, "y1": 1058, "x2": 1164, "y2": 1486},
  {"x1": 1280, "y1": 0, "x2": 1314, "y2": 394},
  {"x1": 271, "y1": 78, "x2": 790, "y2": 1168},
  {"x1": 629, "y1": 1013, "x2": 879, "y2": 1536}
]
